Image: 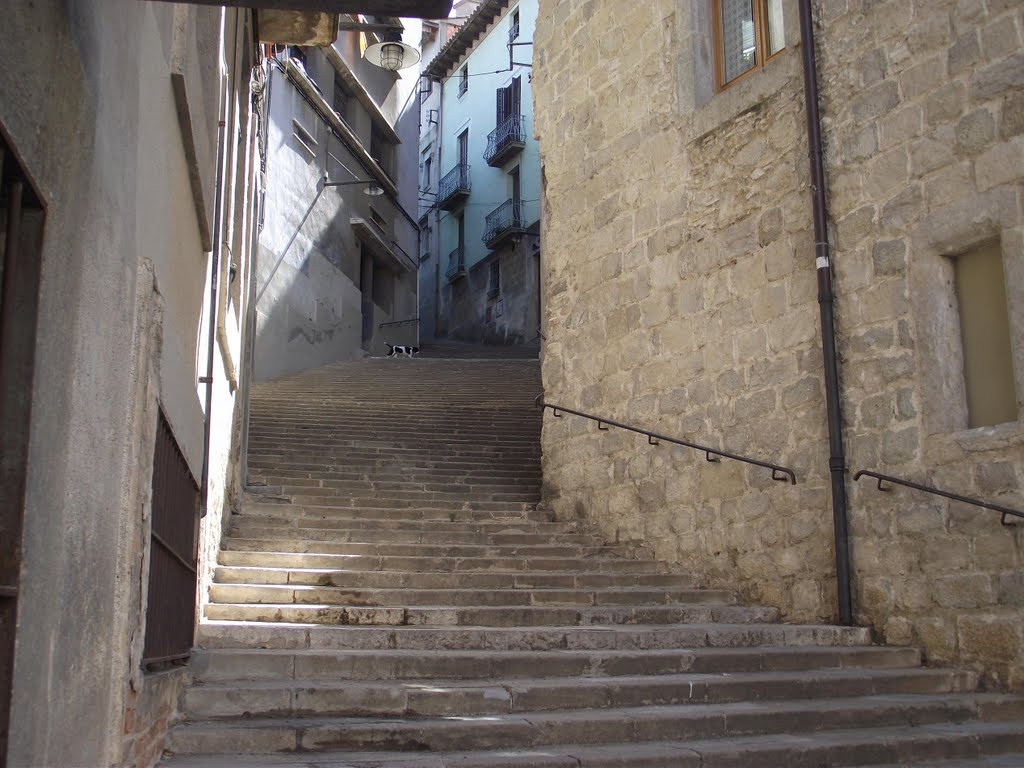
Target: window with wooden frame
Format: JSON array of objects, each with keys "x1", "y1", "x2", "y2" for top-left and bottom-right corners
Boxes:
[{"x1": 713, "y1": 0, "x2": 785, "y2": 90}]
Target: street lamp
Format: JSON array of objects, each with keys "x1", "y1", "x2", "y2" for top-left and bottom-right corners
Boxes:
[{"x1": 363, "y1": 30, "x2": 421, "y2": 71}]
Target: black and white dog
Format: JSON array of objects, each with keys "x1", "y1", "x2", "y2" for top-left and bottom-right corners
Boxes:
[{"x1": 385, "y1": 342, "x2": 420, "y2": 358}]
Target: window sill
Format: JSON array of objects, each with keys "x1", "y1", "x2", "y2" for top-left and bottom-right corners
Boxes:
[{"x1": 686, "y1": 48, "x2": 800, "y2": 144}]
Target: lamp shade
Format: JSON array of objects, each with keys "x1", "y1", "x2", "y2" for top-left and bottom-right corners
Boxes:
[{"x1": 364, "y1": 38, "x2": 420, "y2": 71}]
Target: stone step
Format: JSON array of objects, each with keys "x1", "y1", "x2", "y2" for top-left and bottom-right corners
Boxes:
[
  {"x1": 202, "y1": 602, "x2": 778, "y2": 627},
  {"x1": 165, "y1": 694, "x2": 1024, "y2": 755},
  {"x1": 232, "y1": 510, "x2": 564, "y2": 530},
  {"x1": 226, "y1": 522, "x2": 600, "y2": 546},
  {"x1": 217, "y1": 550, "x2": 666, "y2": 574},
  {"x1": 255, "y1": 487, "x2": 541, "y2": 503},
  {"x1": 264, "y1": 479, "x2": 539, "y2": 494},
  {"x1": 190, "y1": 645, "x2": 924, "y2": 683},
  {"x1": 207, "y1": 583, "x2": 737, "y2": 608},
  {"x1": 155, "y1": 723, "x2": 1024, "y2": 766},
  {"x1": 212, "y1": 566, "x2": 701, "y2": 590},
  {"x1": 195, "y1": 621, "x2": 869, "y2": 651},
  {"x1": 182, "y1": 667, "x2": 978, "y2": 720},
  {"x1": 247, "y1": 498, "x2": 543, "y2": 513},
  {"x1": 222, "y1": 538, "x2": 628, "y2": 560},
  {"x1": 237, "y1": 504, "x2": 554, "y2": 524},
  {"x1": 224, "y1": 520, "x2": 593, "y2": 544},
  {"x1": 250, "y1": 468, "x2": 543, "y2": 482}
]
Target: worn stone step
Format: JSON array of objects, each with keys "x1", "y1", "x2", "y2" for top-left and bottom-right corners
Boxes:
[
  {"x1": 190, "y1": 645, "x2": 924, "y2": 684},
  {"x1": 226, "y1": 522, "x2": 600, "y2": 546},
  {"x1": 182, "y1": 667, "x2": 978, "y2": 720},
  {"x1": 212, "y1": 566, "x2": 701, "y2": 590},
  {"x1": 203, "y1": 602, "x2": 777, "y2": 627},
  {"x1": 195, "y1": 621, "x2": 868, "y2": 651},
  {"x1": 207, "y1": 583, "x2": 737, "y2": 608},
  {"x1": 154, "y1": 723, "x2": 1024, "y2": 766},
  {"x1": 216, "y1": 550, "x2": 662, "y2": 574},
  {"x1": 232, "y1": 511, "x2": 566, "y2": 531},
  {"x1": 239, "y1": 503, "x2": 553, "y2": 522},
  {"x1": 250, "y1": 469, "x2": 543, "y2": 483},
  {"x1": 221, "y1": 538, "x2": 628, "y2": 561},
  {"x1": 165, "y1": 694, "x2": 1023, "y2": 755},
  {"x1": 278, "y1": 497, "x2": 541, "y2": 512}
]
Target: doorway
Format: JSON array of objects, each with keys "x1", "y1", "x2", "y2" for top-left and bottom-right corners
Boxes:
[{"x1": 0, "y1": 131, "x2": 46, "y2": 768}]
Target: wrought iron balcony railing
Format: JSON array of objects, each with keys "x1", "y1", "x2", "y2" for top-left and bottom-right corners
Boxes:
[
  {"x1": 484, "y1": 199, "x2": 525, "y2": 248},
  {"x1": 483, "y1": 114, "x2": 526, "y2": 167},
  {"x1": 445, "y1": 246, "x2": 466, "y2": 281},
  {"x1": 437, "y1": 163, "x2": 471, "y2": 210}
]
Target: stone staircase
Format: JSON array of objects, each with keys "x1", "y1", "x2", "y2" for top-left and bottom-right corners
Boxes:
[{"x1": 160, "y1": 356, "x2": 1024, "y2": 767}]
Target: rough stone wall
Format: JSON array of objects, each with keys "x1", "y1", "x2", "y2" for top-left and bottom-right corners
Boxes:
[
  {"x1": 534, "y1": 0, "x2": 1023, "y2": 687},
  {"x1": 815, "y1": 0, "x2": 1024, "y2": 688}
]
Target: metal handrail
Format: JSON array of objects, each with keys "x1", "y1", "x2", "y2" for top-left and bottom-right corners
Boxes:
[
  {"x1": 379, "y1": 317, "x2": 420, "y2": 329},
  {"x1": 535, "y1": 396, "x2": 797, "y2": 484},
  {"x1": 484, "y1": 115, "x2": 526, "y2": 164},
  {"x1": 484, "y1": 199, "x2": 523, "y2": 244},
  {"x1": 854, "y1": 470, "x2": 1023, "y2": 526},
  {"x1": 445, "y1": 246, "x2": 465, "y2": 280},
  {"x1": 438, "y1": 163, "x2": 470, "y2": 204}
]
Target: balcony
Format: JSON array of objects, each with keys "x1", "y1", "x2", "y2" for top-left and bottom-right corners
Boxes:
[
  {"x1": 483, "y1": 199, "x2": 527, "y2": 250},
  {"x1": 483, "y1": 115, "x2": 526, "y2": 168},
  {"x1": 437, "y1": 164, "x2": 471, "y2": 211},
  {"x1": 445, "y1": 246, "x2": 466, "y2": 282}
]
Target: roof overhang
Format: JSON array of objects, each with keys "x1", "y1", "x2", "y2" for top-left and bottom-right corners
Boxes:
[
  {"x1": 351, "y1": 218, "x2": 414, "y2": 273},
  {"x1": 142, "y1": 1, "x2": 452, "y2": 16},
  {"x1": 423, "y1": 0, "x2": 507, "y2": 80},
  {"x1": 141, "y1": 2, "x2": 453, "y2": 45}
]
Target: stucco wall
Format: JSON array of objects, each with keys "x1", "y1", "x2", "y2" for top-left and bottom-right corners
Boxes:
[
  {"x1": 254, "y1": 42, "x2": 419, "y2": 381},
  {"x1": 1, "y1": 3, "x2": 252, "y2": 765},
  {"x1": 534, "y1": 0, "x2": 1023, "y2": 687}
]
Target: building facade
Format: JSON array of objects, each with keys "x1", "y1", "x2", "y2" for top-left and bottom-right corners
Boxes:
[
  {"x1": 254, "y1": 18, "x2": 422, "y2": 381},
  {"x1": 534, "y1": 0, "x2": 1024, "y2": 688},
  {"x1": 1, "y1": 3, "x2": 263, "y2": 765},
  {"x1": 421, "y1": 0, "x2": 542, "y2": 345}
]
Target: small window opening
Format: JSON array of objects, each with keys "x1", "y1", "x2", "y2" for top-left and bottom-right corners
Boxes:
[
  {"x1": 952, "y1": 240, "x2": 1018, "y2": 428},
  {"x1": 459, "y1": 65, "x2": 469, "y2": 96},
  {"x1": 488, "y1": 259, "x2": 500, "y2": 298}
]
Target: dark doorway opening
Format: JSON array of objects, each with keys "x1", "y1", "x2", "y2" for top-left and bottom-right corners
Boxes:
[{"x1": 0, "y1": 131, "x2": 46, "y2": 768}]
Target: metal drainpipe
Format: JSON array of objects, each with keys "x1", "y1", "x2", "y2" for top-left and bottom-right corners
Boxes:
[
  {"x1": 798, "y1": 0, "x2": 853, "y2": 625},
  {"x1": 200, "y1": 13, "x2": 232, "y2": 518}
]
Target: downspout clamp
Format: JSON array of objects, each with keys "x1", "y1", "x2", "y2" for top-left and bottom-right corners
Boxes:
[{"x1": 798, "y1": 0, "x2": 853, "y2": 625}]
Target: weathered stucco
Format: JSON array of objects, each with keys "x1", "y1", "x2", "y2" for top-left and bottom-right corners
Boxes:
[
  {"x1": 1, "y1": 3, "x2": 255, "y2": 765},
  {"x1": 534, "y1": 0, "x2": 1023, "y2": 687}
]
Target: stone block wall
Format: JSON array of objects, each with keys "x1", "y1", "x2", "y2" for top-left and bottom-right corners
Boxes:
[
  {"x1": 816, "y1": 0, "x2": 1024, "y2": 688},
  {"x1": 534, "y1": 0, "x2": 1023, "y2": 687}
]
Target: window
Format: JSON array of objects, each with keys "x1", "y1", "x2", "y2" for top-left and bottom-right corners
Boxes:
[
  {"x1": 509, "y1": 10, "x2": 520, "y2": 42},
  {"x1": 714, "y1": 0, "x2": 785, "y2": 89},
  {"x1": 459, "y1": 65, "x2": 469, "y2": 96},
  {"x1": 458, "y1": 129, "x2": 469, "y2": 168},
  {"x1": 370, "y1": 126, "x2": 394, "y2": 178},
  {"x1": 488, "y1": 259, "x2": 500, "y2": 298},
  {"x1": 422, "y1": 75, "x2": 433, "y2": 97},
  {"x1": 422, "y1": 156, "x2": 432, "y2": 189},
  {"x1": 952, "y1": 241, "x2": 1018, "y2": 428},
  {"x1": 333, "y1": 72, "x2": 352, "y2": 124},
  {"x1": 420, "y1": 224, "x2": 432, "y2": 262},
  {"x1": 496, "y1": 77, "x2": 522, "y2": 125}
]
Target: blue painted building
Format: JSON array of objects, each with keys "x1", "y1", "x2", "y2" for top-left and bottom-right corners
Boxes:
[{"x1": 420, "y1": 0, "x2": 541, "y2": 345}]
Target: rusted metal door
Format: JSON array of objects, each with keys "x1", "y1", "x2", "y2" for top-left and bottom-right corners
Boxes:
[
  {"x1": 141, "y1": 411, "x2": 202, "y2": 667},
  {"x1": 0, "y1": 135, "x2": 46, "y2": 768}
]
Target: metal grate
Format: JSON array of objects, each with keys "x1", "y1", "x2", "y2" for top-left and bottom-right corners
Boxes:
[{"x1": 142, "y1": 410, "x2": 201, "y2": 668}]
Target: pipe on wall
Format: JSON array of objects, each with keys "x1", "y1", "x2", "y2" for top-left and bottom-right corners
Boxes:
[{"x1": 798, "y1": 0, "x2": 853, "y2": 625}]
